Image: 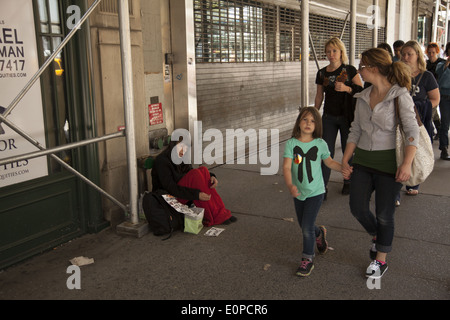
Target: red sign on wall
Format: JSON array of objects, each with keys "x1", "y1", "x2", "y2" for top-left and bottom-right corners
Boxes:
[{"x1": 148, "y1": 103, "x2": 163, "y2": 125}]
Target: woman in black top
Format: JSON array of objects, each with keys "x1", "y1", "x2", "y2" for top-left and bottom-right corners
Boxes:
[
  {"x1": 401, "y1": 40, "x2": 440, "y2": 196},
  {"x1": 314, "y1": 37, "x2": 363, "y2": 198}
]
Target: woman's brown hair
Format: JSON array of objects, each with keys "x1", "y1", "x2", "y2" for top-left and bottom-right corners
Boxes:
[
  {"x1": 360, "y1": 48, "x2": 412, "y2": 91},
  {"x1": 292, "y1": 107, "x2": 323, "y2": 139}
]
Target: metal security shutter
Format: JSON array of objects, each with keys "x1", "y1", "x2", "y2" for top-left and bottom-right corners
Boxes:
[
  {"x1": 194, "y1": 0, "x2": 387, "y2": 166},
  {"x1": 309, "y1": 13, "x2": 386, "y2": 62},
  {"x1": 196, "y1": 62, "x2": 300, "y2": 133},
  {"x1": 194, "y1": 0, "x2": 301, "y2": 63},
  {"x1": 194, "y1": 0, "x2": 302, "y2": 166}
]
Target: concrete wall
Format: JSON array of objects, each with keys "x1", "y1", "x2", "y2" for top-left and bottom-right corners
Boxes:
[
  {"x1": 141, "y1": 0, "x2": 175, "y2": 136},
  {"x1": 88, "y1": 0, "x2": 147, "y2": 223}
]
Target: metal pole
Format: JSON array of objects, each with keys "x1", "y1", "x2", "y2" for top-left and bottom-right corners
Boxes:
[
  {"x1": 301, "y1": 0, "x2": 309, "y2": 107},
  {"x1": 445, "y1": 0, "x2": 449, "y2": 45},
  {"x1": 309, "y1": 32, "x2": 320, "y2": 71},
  {"x1": 0, "y1": 114, "x2": 128, "y2": 212},
  {"x1": 372, "y1": 0, "x2": 379, "y2": 47},
  {"x1": 340, "y1": 11, "x2": 351, "y2": 40},
  {"x1": 433, "y1": 0, "x2": 440, "y2": 42},
  {"x1": 3, "y1": 0, "x2": 102, "y2": 119},
  {"x1": 350, "y1": 0, "x2": 357, "y2": 66},
  {"x1": 118, "y1": 0, "x2": 139, "y2": 224},
  {"x1": 0, "y1": 131, "x2": 124, "y2": 166}
]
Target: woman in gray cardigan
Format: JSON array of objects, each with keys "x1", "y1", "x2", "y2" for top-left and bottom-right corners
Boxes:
[{"x1": 341, "y1": 48, "x2": 419, "y2": 279}]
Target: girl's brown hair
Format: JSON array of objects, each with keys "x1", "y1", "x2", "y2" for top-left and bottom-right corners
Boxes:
[
  {"x1": 292, "y1": 107, "x2": 323, "y2": 139},
  {"x1": 360, "y1": 48, "x2": 412, "y2": 91}
]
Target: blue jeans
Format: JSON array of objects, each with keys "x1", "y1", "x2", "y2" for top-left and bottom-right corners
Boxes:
[
  {"x1": 349, "y1": 166, "x2": 402, "y2": 253},
  {"x1": 438, "y1": 95, "x2": 450, "y2": 150},
  {"x1": 321, "y1": 113, "x2": 351, "y2": 185},
  {"x1": 293, "y1": 194, "x2": 324, "y2": 259}
]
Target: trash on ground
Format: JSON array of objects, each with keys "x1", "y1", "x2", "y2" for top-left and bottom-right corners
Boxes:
[
  {"x1": 204, "y1": 227, "x2": 225, "y2": 237},
  {"x1": 69, "y1": 256, "x2": 94, "y2": 266}
]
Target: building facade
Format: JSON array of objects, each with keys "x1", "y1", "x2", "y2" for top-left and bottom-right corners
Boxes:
[{"x1": 0, "y1": 0, "x2": 447, "y2": 269}]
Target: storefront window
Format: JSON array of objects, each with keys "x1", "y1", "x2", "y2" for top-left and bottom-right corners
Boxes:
[{"x1": 35, "y1": 0, "x2": 72, "y2": 172}]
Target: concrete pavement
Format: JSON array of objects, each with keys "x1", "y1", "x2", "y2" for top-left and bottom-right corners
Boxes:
[{"x1": 0, "y1": 140, "x2": 448, "y2": 302}]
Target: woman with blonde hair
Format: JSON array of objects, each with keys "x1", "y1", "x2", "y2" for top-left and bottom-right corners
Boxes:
[
  {"x1": 314, "y1": 37, "x2": 363, "y2": 198},
  {"x1": 401, "y1": 40, "x2": 439, "y2": 195},
  {"x1": 342, "y1": 48, "x2": 419, "y2": 279}
]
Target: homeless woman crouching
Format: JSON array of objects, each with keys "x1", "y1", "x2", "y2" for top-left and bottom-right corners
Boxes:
[{"x1": 151, "y1": 137, "x2": 236, "y2": 226}]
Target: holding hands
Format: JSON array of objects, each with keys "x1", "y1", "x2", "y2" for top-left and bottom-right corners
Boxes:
[{"x1": 341, "y1": 161, "x2": 353, "y2": 180}]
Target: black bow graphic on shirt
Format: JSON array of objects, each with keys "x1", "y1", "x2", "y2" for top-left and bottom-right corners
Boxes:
[{"x1": 293, "y1": 146, "x2": 318, "y2": 183}]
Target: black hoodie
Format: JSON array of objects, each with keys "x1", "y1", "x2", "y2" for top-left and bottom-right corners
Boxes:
[{"x1": 151, "y1": 140, "x2": 200, "y2": 200}]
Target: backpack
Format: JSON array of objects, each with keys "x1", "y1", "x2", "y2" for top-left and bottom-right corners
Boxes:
[{"x1": 142, "y1": 190, "x2": 184, "y2": 240}]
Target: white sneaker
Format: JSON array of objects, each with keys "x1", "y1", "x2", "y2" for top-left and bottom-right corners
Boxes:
[{"x1": 366, "y1": 260, "x2": 388, "y2": 279}]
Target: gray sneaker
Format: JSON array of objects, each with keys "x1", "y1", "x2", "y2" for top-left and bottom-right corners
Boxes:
[
  {"x1": 296, "y1": 258, "x2": 314, "y2": 277},
  {"x1": 316, "y1": 226, "x2": 328, "y2": 254}
]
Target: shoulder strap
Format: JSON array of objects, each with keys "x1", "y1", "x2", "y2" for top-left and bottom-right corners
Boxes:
[
  {"x1": 394, "y1": 97, "x2": 400, "y2": 127},
  {"x1": 416, "y1": 72, "x2": 424, "y2": 86},
  {"x1": 395, "y1": 96, "x2": 423, "y2": 128},
  {"x1": 410, "y1": 72, "x2": 425, "y2": 96}
]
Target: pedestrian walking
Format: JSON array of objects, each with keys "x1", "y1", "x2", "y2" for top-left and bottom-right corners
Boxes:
[
  {"x1": 283, "y1": 107, "x2": 342, "y2": 277},
  {"x1": 425, "y1": 42, "x2": 445, "y2": 140},
  {"x1": 314, "y1": 37, "x2": 363, "y2": 199},
  {"x1": 436, "y1": 42, "x2": 450, "y2": 160},
  {"x1": 341, "y1": 48, "x2": 420, "y2": 279},
  {"x1": 401, "y1": 40, "x2": 440, "y2": 195},
  {"x1": 392, "y1": 40, "x2": 404, "y2": 62}
]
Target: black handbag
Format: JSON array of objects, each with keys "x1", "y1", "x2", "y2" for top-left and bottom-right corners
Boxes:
[{"x1": 142, "y1": 189, "x2": 184, "y2": 240}]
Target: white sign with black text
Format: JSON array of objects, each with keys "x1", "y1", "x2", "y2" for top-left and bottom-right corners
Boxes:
[{"x1": 0, "y1": 0, "x2": 48, "y2": 187}]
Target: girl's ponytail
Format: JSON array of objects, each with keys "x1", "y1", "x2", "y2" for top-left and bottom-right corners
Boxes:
[
  {"x1": 388, "y1": 61, "x2": 411, "y2": 91},
  {"x1": 361, "y1": 48, "x2": 411, "y2": 91}
]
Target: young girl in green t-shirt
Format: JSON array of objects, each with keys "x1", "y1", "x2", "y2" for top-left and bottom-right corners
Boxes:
[{"x1": 283, "y1": 107, "x2": 342, "y2": 277}]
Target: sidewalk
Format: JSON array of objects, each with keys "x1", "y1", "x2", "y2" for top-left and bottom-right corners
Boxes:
[{"x1": 0, "y1": 141, "x2": 448, "y2": 301}]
